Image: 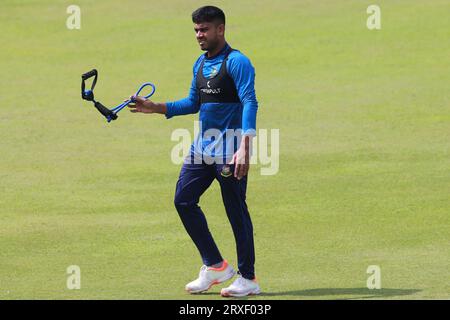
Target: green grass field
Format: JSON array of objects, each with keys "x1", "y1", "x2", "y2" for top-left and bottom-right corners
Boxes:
[{"x1": 0, "y1": 0, "x2": 449, "y2": 299}]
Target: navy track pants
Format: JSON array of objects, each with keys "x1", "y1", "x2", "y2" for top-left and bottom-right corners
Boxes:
[{"x1": 174, "y1": 160, "x2": 255, "y2": 280}]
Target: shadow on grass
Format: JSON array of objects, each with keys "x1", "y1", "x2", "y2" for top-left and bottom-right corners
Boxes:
[
  {"x1": 199, "y1": 288, "x2": 420, "y2": 300},
  {"x1": 259, "y1": 288, "x2": 421, "y2": 299}
]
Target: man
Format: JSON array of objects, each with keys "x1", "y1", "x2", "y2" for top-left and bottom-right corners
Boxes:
[{"x1": 128, "y1": 6, "x2": 259, "y2": 297}]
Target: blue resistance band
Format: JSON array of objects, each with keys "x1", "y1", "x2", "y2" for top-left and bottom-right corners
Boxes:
[
  {"x1": 107, "y1": 82, "x2": 156, "y2": 122},
  {"x1": 81, "y1": 69, "x2": 156, "y2": 123}
]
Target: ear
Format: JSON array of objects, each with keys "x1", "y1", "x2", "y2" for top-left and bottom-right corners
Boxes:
[{"x1": 217, "y1": 23, "x2": 225, "y2": 36}]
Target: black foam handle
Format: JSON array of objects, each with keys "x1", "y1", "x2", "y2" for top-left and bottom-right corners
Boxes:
[
  {"x1": 82, "y1": 69, "x2": 98, "y2": 80},
  {"x1": 94, "y1": 102, "x2": 118, "y2": 120}
]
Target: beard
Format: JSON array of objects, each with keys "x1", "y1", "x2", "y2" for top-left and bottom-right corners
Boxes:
[{"x1": 199, "y1": 37, "x2": 219, "y2": 52}]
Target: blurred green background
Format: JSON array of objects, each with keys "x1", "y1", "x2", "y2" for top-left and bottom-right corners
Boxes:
[{"x1": 0, "y1": 0, "x2": 449, "y2": 299}]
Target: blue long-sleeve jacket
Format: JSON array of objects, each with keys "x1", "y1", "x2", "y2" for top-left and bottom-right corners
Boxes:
[{"x1": 165, "y1": 44, "x2": 258, "y2": 162}]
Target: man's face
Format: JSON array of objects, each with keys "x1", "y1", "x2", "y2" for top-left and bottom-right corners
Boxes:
[{"x1": 194, "y1": 22, "x2": 224, "y2": 51}]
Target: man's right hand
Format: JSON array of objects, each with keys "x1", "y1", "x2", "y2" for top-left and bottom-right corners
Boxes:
[{"x1": 128, "y1": 96, "x2": 167, "y2": 114}]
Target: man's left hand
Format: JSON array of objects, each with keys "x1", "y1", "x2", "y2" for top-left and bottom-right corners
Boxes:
[{"x1": 232, "y1": 136, "x2": 251, "y2": 180}]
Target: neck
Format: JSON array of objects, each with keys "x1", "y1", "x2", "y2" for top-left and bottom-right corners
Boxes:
[{"x1": 207, "y1": 41, "x2": 226, "y2": 58}]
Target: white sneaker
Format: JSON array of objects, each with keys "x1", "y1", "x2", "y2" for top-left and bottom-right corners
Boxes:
[
  {"x1": 220, "y1": 275, "x2": 261, "y2": 297},
  {"x1": 185, "y1": 260, "x2": 236, "y2": 294}
]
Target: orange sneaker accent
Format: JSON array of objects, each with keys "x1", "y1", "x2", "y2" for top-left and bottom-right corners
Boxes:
[{"x1": 207, "y1": 260, "x2": 228, "y2": 272}]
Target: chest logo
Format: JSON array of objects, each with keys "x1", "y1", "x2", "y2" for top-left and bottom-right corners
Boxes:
[{"x1": 210, "y1": 66, "x2": 218, "y2": 77}]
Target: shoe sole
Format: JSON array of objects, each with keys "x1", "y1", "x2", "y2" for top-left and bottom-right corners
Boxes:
[
  {"x1": 221, "y1": 288, "x2": 261, "y2": 298},
  {"x1": 186, "y1": 270, "x2": 236, "y2": 294}
]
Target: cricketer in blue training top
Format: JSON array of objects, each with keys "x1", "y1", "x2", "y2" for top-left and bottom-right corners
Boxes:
[
  {"x1": 128, "y1": 5, "x2": 261, "y2": 297},
  {"x1": 165, "y1": 42, "x2": 258, "y2": 163}
]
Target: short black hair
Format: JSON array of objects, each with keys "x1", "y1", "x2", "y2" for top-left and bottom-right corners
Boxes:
[{"x1": 192, "y1": 6, "x2": 225, "y2": 25}]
